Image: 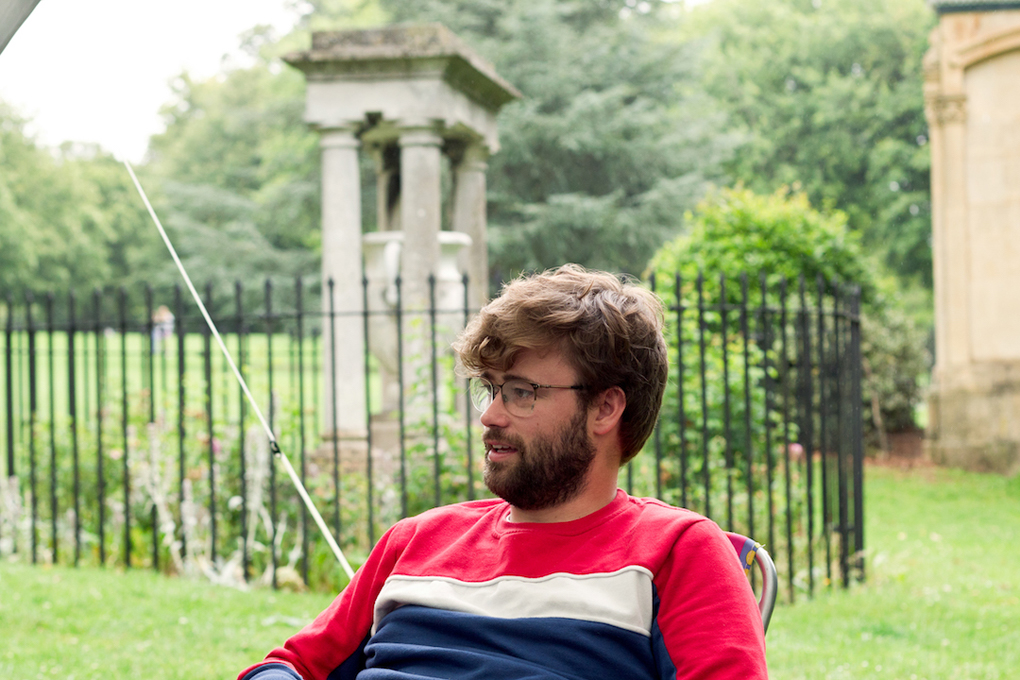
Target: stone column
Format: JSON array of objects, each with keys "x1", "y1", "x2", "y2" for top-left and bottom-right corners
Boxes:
[
  {"x1": 452, "y1": 143, "x2": 490, "y2": 309},
  {"x1": 398, "y1": 126, "x2": 444, "y2": 308},
  {"x1": 319, "y1": 127, "x2": 366, "y2": 437},
  {"x1": 928, "y1": 94, "x2": 971, "y2": 380}
]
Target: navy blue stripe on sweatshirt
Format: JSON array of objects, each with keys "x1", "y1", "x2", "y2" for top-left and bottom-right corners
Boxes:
[{"x1": 358, "y1": 605, "x2": 659, "y2": 680}]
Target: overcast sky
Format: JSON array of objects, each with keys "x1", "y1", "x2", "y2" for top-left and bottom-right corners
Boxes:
[
  {"x1": 0, "y1": 0, "x2": 300, "y2": 162},
  {"x1": 1, "y1": 0, "x2": 715, "y2": 163}
]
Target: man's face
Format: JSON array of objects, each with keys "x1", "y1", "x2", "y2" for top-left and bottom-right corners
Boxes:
[{"x1": 479, "y1": 348, "x2": 597, "y2": 511}]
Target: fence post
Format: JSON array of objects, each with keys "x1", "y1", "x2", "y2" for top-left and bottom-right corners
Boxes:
[
  {"x1": 650, "y1": 273, "x2": 663, "y2": 500},
  {"x1": 429, "y1": 274, "x2": 441, "y2": 508},
  {"x1": 720, "y1": 275, "x2": 734, "y2": 532},
  {"x1": 395, "y1": 276, "x2": 407, "y2": 519},
  {"x1": 46, "y1": 292, "x2": 57, "y2": 565},
  {"x1": 779, "y1": 279, "x2": 794, "y2": 603},
  {"x1": 361, "y1": 274, "x2": 375, "y2": 546},
  {"x1": 4, "y1": 295, "x2": 13, "y2": 483},
  {"x1": 675, "y1": 274, "x2": 688, "y2": 509},
  {"x1": 3, "y1": 295, "x2": 15, "y2": 557},
  {"x1": 758, "y1": 273, "x2": 776, "y2": 558},
  {"x1": 462, "y1": 273, "x2": 474, "y2": 502},
  {"x1": 296, "y1": 276, "x2": 308, "y2": 585},
  {"x1": 816, "y1": 275, "x2": 833, "y2": 588},
  {"x1": 850, "y1": 286, "x2": 865, "y2": 583},
  {"x1": 265, "y1": 279, "x2": 278, "y2": 589},
  {"x1": 740, "y1": 273, "x2": 754, "y2": 543},
  {"x1": 69, "y1": 291, "x2": 81, "y2": 566},
  {"x1": 834, "y1": 285, "x2": 850, "y2": 588},
  {"x1": 118, "y1": 288, "x2": 130, "y2": 568},
  {"x1": 328, "y1": 277, "x2": 341, "y2": 545},
  {"x1": 27, "y1": 292, "x2": 38, "y2": 564},
  {"x1": 93, "y1": 289, "x2": 105, "y2": 565},
  {"x1": 696, "y1": 272, "x2": 710, "y2": 518},
  {"x1": 203, "y1": 283, "x2": 216, "y2": 567},
  {"x1": 174, "y1": 285, "x2": 186, "y2": 561},
  {"x1": 145, "y1": 284, "x2": 158, "y2": 572},
  {"x1": 235, "y1": 280, "x2": 249, "y2": 581},
  {"x1": 798, "y1": 276, "x2": 815, "y2": 595}
]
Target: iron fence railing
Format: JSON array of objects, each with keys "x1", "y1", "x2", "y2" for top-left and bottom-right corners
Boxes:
[{"x1": 0, "y1": 271, "x2": 864, "y2": 599}]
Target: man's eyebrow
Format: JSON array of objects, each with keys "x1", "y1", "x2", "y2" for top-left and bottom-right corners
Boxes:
[{"x1": 480, "y1": 369, "x2": 530, "y2": 383}]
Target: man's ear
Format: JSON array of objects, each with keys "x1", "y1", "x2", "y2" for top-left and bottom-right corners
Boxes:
[{"x1": 591, "y1": 386, "x2": 626, "y2": 436}]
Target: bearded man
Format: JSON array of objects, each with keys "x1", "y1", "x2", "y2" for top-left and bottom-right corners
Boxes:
[{"x1": 240, "y1": 265, "x2": 768, "y2": 680}]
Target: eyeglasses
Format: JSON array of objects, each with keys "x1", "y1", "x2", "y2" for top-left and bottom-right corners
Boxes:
[{"x1": 469, "y1": 376, "x2": 586, "y2": 417}]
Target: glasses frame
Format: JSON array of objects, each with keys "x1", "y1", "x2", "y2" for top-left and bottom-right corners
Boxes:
[{"x1": 469, "y1": 376, "x2": 587, "y2": 417}]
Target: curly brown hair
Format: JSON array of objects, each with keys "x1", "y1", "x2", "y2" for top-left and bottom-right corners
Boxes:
[{"x1": 453, "y1": 264, "x2": 668, "y2": 465}]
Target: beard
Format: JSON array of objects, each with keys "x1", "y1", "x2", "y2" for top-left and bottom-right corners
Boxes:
[{"x1": 483, "y1": 408, "x2": 596, "y2": 511}]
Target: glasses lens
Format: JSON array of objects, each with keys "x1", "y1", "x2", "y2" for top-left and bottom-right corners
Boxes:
[
  {"x1": 469, "y1": 377, "x2": 493, "y2": 413},
  {"x1": 502, "y1": 379, "x2": 537, "y2": 415}
]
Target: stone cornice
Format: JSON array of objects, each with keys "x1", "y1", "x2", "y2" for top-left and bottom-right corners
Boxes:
[
  {"x1": 929, "y1": 1, "x2": 1020, "y2": 13},
  {"x1": 284, "y1": 23, "x2": 521, "y2": 111}
]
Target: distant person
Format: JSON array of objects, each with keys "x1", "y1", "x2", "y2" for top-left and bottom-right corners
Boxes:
[
  {"x1": 151, "y1": 305, "x2": 174, "y2": 351},
  {"x1": 240, "y1": 264, "x2": 768, "y2": 680}
]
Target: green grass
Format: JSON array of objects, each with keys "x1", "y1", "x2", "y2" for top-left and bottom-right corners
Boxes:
[
  {"x1": 767, "y1": 464, "x2": 1020, "y2": 679},
  {"x1": 2, "y1": 463, "x2": 1018, "y2": 679},
  {"x1": 0, "y1": 564, "x2": 335, "y2": 679}
]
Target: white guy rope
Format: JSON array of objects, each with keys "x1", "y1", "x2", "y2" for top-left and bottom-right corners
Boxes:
[{"x1": 123, "y1": 161, "x2": 356, "y2": 581}]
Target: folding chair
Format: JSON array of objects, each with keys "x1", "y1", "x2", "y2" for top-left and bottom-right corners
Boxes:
[{"x1": 726, "y1": 532, "x2": 778, "y2": 634}]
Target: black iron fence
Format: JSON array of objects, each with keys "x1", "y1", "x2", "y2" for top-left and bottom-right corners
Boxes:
[{"x1": 0, "y1": 272, "x2": 864, "y2": 599}]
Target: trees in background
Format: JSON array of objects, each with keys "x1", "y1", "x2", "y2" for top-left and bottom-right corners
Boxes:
[
  {"x1": 374, "y1": 0, "x2": 735, "y2": 281},
  {"x1": 3, "y1": 0, "x2": 935, "y2": 328},
  {"x1": 142, "y1": 36, "x2": 319, "y2": 299},
  {"x1": 0, "y1": 103, "x2": 152, "y2": 299},
  {"x1": 685, "y1": 0, "x2": 935, "y2": 298}
]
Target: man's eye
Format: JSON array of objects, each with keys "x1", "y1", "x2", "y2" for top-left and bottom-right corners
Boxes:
[{"x1": 508, "y1": 385, "x2": 534, "y2": 402}]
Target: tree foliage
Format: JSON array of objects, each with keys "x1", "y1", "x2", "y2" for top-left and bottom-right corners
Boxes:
[
  {"x1": 369, "y1": 0, "x2": 734, "y2": 280},
  {"x1": 145, "y1": 52, "x2": 319, "y2": 296},
  {"x1": 0, "y1": 103, "x2": 152, "y2": 301},
  {"x1": 648, "y1": 186, "x2": 873, "y2": 303},
  {"x1": 685, "y1": 0, "x2": 935, "y2": 290}
]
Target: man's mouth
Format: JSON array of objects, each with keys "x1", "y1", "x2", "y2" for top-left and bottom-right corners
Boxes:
[{"x1": 484, "y1": 434, "x2": 521, "y2": 462}]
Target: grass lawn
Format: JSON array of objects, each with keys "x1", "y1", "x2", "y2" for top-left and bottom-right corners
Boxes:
[{"x1": 2, "y1": 463, "x2": 1018, "y2": 679}]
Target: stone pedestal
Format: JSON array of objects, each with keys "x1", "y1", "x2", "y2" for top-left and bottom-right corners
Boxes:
[
  {"x1": 924, "y1": 1, "x2": 1020, "y2": 474},
  {"x1": 284, "y1": 24, "x2": 519, "y2": 445}
]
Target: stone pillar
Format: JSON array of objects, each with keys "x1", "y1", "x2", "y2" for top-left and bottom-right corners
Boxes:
[
  {"x1": 923, "y1": 3, "x2": 1020, "y2": 475},
  {"x1": 452, "y1": 143, "x2": 490, "y2": 309},
  {"x1": 398, "y1": 126, "x2": 443, "y2": 308},
  {"x1": 928, "y1": 94, "x2": 971, "y2": 376},
  {"x1": 319, "y1": 127, "x2": 366, "y2": 437}
]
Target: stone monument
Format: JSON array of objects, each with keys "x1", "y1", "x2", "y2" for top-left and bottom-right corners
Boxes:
[
  {"x1": 924, "y1": 0, "x2": 1020, "y2": 474},
  {"x1": 284, "y1": 24, "x2": 520, "y2": 443}
]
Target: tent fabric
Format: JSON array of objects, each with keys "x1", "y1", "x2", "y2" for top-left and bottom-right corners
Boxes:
[{"x1": 1, "y1": 0, "x2": 44, "y2": 55}]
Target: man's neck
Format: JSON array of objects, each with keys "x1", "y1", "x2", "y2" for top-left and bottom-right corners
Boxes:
[{"x1": 507, "y1": 479, "x2": 619, "y2": 524}]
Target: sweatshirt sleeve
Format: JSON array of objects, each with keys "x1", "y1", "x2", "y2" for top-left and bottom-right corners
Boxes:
[
  {"x1": 650, "y1": 519, "x2": 769, "y2": 680},
  {"x1": 238, "y1": 522, "x2": 408, "y2": 680}
]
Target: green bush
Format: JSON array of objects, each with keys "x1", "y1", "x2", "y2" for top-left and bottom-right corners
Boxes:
[{"x1": 647, "y1": 186, "x2": 929, "y2": 446}]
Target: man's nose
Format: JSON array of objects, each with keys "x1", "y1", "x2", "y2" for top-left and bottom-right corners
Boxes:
[{"x1": 479, "y1": 392, "x2": 511, "y2": 428}]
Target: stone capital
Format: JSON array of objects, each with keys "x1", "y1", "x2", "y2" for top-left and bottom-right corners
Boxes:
[
  {"x1": 456, "y1": 143, "x2": 490, "y2": 172},
  {"x1": 397, "y1": 126, "x2": 444, "y2": 148},
  {"x1": 318, "y1": 127, "x2": 361, "y2": 150},
  {"x1": 927, "y1": 93, "x2": 967, "y2": 125}
]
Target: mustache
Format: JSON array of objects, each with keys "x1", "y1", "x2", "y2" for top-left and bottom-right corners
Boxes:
[{"x1": 483, "y1": 427, "x2": 525, "y2": 452}]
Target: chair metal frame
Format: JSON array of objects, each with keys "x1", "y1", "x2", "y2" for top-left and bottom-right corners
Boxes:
[{"x1": 725, "y1": 532, "x2": 778, "y2": 634}]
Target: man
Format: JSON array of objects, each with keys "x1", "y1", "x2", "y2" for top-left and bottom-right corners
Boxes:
[{"x1": 240, "y1": 265, "x2": 768, "y2": 680}]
